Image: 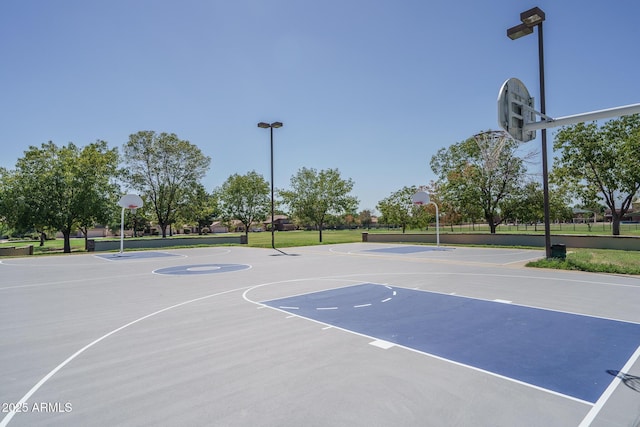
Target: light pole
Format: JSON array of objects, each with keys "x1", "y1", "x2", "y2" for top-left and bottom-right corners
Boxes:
[
  {"x1": 507, "y1": 7, "x2": 552, "y2": 259},
  {"x1": 257, "y1": 121, "x2": 283, "y2": 252}
]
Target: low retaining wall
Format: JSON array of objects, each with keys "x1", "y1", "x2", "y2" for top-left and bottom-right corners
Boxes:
[
  {"x1": 0, "y1": 245, "x2": 34, "y2": 256},
  {"x1": 362, "y1": 233, "x2": 640, "y2": 251},
  {"x1": 90, "y1": 235, "x2": 247, "y2": 252}
]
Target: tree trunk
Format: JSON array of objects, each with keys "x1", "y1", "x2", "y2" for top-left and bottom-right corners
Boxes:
[
  {"x1": 80, "y1": 227, "x2": 88, "y2": 250},
  {"x1": 39, "y1": 231, "x2": 46, "y2": 247},
  {"x1": 612, "y1": 216, "x2": 621, "y2": 236},
  {"x1": 486, "y1": 213, "x2": 497, "y2": 234},
  {"x1": 489, "y1": 222, "x2": 497, "y2": 234},
  {"x1": 62, "y1": 230, "x2": 71, "y2": 253}
]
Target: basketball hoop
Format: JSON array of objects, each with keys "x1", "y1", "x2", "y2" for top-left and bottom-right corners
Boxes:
[
  {"x1": 412, "y1": 191, "x2": 430, "y2": 205},
  {"x1": 118, "y1": 194, "x2": 143, "y2": 210},
  {"x1": 117, "y1": 194, "x2": 144, "y2": 254},
  {"x1": 411, "y1": 191, "x2": 439, "y2": 246}
]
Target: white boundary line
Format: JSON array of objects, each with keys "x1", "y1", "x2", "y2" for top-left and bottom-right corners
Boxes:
[
  {"x1": 0, "y1": 285, "x2": 251, "y2": 427},
  {"x1": 2, "y1": 274, "x2": 340, "y2": 427},
  {"x1": 578, "y1": 345, "x2": 640, "y2": 426}
]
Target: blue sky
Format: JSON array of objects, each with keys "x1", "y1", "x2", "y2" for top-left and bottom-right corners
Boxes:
[{"x1": 1, "y1": 1, "x2": 638, "y2": 213}]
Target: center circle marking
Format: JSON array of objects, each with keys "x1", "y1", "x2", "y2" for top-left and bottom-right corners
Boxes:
[
  {"x1": 154, "y1": 263, "x2": 250, "y2": 276},
  {"x1": 187, "y1": 266, "x2": 222, "y2": 272}
]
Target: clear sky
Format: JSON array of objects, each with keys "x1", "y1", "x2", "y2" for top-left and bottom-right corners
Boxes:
[{"x1": 1, "y1": 1, "x2": 638, "y2": 213}]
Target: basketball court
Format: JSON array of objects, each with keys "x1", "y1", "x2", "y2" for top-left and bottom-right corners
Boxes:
[{"x1": 1, "y1": 243, "x2": 639, "y2": 426}]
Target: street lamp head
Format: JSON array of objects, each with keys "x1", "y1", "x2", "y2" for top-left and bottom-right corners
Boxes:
[
  {"x1": 257, "y1": 121, "x2": 284, "y2": 129},
  {"x1": 520, "y1": 7, "x2": 545, "y2": 26},
  {"x1": 507, "y1": 23, "x2": 534, "y2": 40}
]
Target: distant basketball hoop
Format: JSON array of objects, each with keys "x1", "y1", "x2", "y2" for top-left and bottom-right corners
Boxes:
[
  {"x1": 412, "y1": 191, "x2": 439, "y2": 247},
  {"x1": 412, "y1": 191, "x2": 430, "y2": 205},
  {"x1": 117, "y1": 194, "x2": 144, "y2": 254},
  {"x1": 118, "y1": 194, "x2": 143, "y2": 210}
]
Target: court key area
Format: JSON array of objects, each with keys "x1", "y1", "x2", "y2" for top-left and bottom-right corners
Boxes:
[{"x1": 262, "y1": 283, "x2": 640, "y2": 404}]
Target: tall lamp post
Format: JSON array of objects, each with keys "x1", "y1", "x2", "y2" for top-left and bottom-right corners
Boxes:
[
  {"x1": 257, "y1": 121, "x2": 283, "y2": 251},
  {"x1": 507, "y1": 7, "x2": 552, "y2": 259}
]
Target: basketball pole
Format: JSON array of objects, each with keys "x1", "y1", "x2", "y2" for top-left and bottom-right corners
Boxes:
[
  {"x1": 420, "y1": 201, "x2": 439, "y2": 247},
  {"x1": 119, "y1": 206, "x2": 125, "y2": 254},
  {"x1": 117, "y1": 194, "x2": 143, "y2": 255},
  {"x1": 434, "y1": 203, "x2": 440, "y2": 247}
]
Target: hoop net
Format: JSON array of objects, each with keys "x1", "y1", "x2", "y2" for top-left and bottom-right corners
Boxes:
[{"x1": 473, "y1": 130, "x2": 509, "y2": 171}]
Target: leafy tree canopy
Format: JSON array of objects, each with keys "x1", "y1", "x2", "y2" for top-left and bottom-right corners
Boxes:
[
  {"x1": 279, "y1": 167, "x2": 358, "y2": 242},
  {"x1": 553, "y1": 114, "x2": 640, "y2": 235},
  {"x1": 216, "y1": 171, "x2": 270, "y2": 237},
  {"x1": 376, "y1": 185, "x2": 420, "y2": 233},
  {"x1": 123, "y1": 131, "x2": 211, "y2": 238},
  {"x1": 430, "y1": 130, "x2": 527, "y2": 233},
  {"x1": 1, "y1": 141, "x2": 119, "y2": 252}
]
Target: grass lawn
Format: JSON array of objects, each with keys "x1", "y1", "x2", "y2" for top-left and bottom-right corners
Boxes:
[
  {"x1": 527, "y1": 248, "x2": 640, "y2": 275},
  {"x1": 245, "y1": 229, "x2": 363, "y2": 248}
]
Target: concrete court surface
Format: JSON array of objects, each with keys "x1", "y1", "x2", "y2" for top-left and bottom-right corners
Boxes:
[{"x1": 0, "y1": 243, "x2": 639, "y2": 427}]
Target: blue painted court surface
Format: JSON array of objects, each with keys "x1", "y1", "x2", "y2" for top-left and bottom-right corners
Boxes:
[
  {"x1": 262, "y1": 283, "x2": 640, "y2": 404},
  {"x1": 365, "y1": 246, "x2": 453, "y2": 254},
  {"x1": 154, "y1": 263, "x2": 250, "y2": 275}
]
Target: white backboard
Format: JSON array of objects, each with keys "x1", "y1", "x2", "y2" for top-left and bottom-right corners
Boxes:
[
  {"x1": 412, "y1": 191, "x2": 430, "y2": 205},
  {"x1": 118, "y1": 194, "x2": 144, "y2": 209},
  {"x1": 497, "y1": 78, "x2": 536, "y2": 142}
]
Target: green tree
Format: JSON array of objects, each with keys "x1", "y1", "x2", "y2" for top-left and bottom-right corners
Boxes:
[
  {"x1": 179, "y1": 184, "x2": 219, "y2": 234},
  {"x1": 2, "y1": 141, "x2": 119, "y2": 252},
  {"x1": 553, "y1": 115, "x2": 640, "y2": 235},
  {"x1": 358, "y1": 209, "x2": 373, "y2": 229},
  {"x1": 548, "y1": 185, "x2": 574, "y2": 224},
  {"x1": 0, "y1": 168, "x2": 17, "y2": 237},
  {"x1": 502, "y1": 181, "x2": 544, "y2": 229},
  {"x1": 420, "y1": 181, "x2": 446, "y2": 230},
  {"x1": 123, "y1": 131, "x2": 211, "y2": 238},
  {"x1": 74, "y1": 141, "x2": 121, "y2": 248},
  {"x1": 217, "y1": 171, "x2": 269, "y2": 238},
  {"x1": 430, "y1": 130, "x2": 527, "y2": 233},
  {"x1": 279, "y1": 167, "x2": 358, "y2": 242},
  {"x1": 376, "y1": 185, "x2": 418, "y2": 233}
]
